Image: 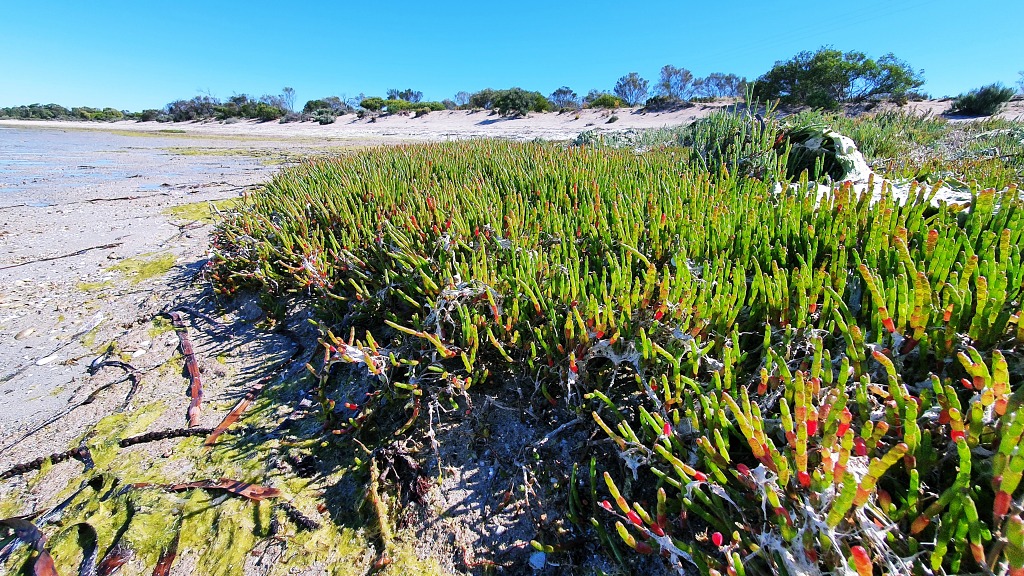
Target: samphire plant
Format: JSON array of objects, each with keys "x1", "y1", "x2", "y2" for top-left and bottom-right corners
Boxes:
[{"x1": 211, "y1": 106, "x2": 1024, "y2": 574}]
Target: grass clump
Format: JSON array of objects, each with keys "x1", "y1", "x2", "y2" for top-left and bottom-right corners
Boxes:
[
  {"x1": 949, "y1": 83, "x2": 1017, "y2": 117},
  {"x1": 212, "y1": 110, "x2": 1024, "y2": 574}
]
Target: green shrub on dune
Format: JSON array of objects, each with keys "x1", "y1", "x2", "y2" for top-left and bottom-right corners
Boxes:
[{"x1": 949, "y1": 83, "x2": 1017, "y2": 117}]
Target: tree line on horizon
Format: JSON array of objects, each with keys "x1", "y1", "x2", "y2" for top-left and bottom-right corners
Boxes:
[{"x1": 3, "y1": 48, "x2": 1022, "y2": 123}]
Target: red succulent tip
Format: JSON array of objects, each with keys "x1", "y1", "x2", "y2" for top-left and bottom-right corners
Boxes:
[{"x1": 626, "y1": 510, "x2": 644, "y2": 527}]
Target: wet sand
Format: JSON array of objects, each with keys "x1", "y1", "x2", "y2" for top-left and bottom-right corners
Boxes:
[{"x1": 0, "y1": 126, "x2": 282, "y2": 439}]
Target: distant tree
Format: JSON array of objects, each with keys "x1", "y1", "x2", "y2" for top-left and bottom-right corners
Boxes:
[
  {"x1": 657, "y1": 65, "x2": 694, "y2": 100},
  {"x1": 282, "y1": 87, "x2": 296, "y2": 112},
  {"x1": 303, "y1": 99, "x2": 328, "y2": 114},
  {"x1": 549, "y1": 86, "x2": 580, "y2": 109},
  {"x1": 260, "y1": 93, "x2": 287, "y2": 110},
  {"x1": 303, "y1": 97, "x2": 348, "y2": 115},
  {"x1": 492, "y1": 88, "x2": 535, "y2": 116},
  {"x1": 347, "y1": 93, "x2": 367, "y2": 109},
  {"x1": 469, "y1": 89, "x2": 496, "y2": 110},
  {"x1": 753, "y1": 47, "x2": 924, "y2": 109},
  {"x1": 454, "y1": 91, "x2": 472, "y2": 107},
  {"x1": 164, "y1": 95, "x2": 219, "y2": 121},
  {"x1": 694, "y1": 73, "x2": 747, "y2": 99},
  {"x1": 0, "y1": 103, "x2": 74, "y2": 120},
  {"x1": 388, "y1": 89, "x2": 423, "y2": 103},
  {"x1": 442, "y1": 99, "x2": 457, "y2": 110},
  {"x1": 614, "y1": 72, "x2": 649, "y2": 107},
  {"x1": 322, "y1": 96, "x2": 348, "y2": 114},
  {"x1": 1018, "y1": 71, "x2": 1024, "y2": 94}
]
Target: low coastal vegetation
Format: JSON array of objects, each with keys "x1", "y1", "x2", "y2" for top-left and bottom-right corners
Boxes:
[
  {"x1": 949, "y1": 84, "x2": 1019, "y2": 117},
  {"x1": 201, "y1": 103, "x2": 1024, "y2": 574},
  {"x1": 7, "y1": 47, "x2": 1019, "y2": 126}
]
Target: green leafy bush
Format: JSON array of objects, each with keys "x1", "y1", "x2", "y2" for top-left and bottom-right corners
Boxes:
[
  {"x1": 382, "y1": 99, "x2": 445, "y2": 113},
  {"x1": 312, "y1": 109, "x2": 336, "y2": 125},
  {"x1": 303, "y1": 99, "x2": 329, "y2": 114},
  {"x1": 643, "y1": 95, "x2": 687, "y2": 111},
  {"x1": 532, "y1": 93, "x2": 553, "y2": 113},
  {"x1": 70, "y1": 106, "x2": 124, "y2": 121},
  {"x1": 254, "y1": 102, "x2": 285, "y2": 121},
  {"x1": 383, "y1": 99, "x2": 414, "y2": 112},
  {"x1": 949, "y1": 83, "x2": 1016, "y2": 116},
  {"x1": 492, "y1": 88, "x2": 535, "y2": 116},
  {"x1": 586, "y1": 93, "x2": 624, "y2": 109},
  {"x1": 469, "y1": 89, "x2": 496, "y2": 110},
  {"x1": 753, "y1": 47, "x2": 924, "y2": 109},
  {"x1": 360, "y1": 97, "x2": 385, "y2": 112},
  {"x1": 304, "y1": 96, "x2": 349, "y2": 116}
]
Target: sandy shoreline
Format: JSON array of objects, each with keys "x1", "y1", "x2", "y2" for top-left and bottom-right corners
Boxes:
[
  {"x1": 0, "y1": 127, "x2": 282, "y2": 444},
  {"x1": 0, "y1": 105, "x2": 732, "y2": 143},
  {"x1": 3, "y1": 97, "x2": 1022, "y2": 145}
]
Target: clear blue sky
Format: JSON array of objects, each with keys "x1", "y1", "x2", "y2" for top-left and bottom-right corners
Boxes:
[{"x1": 1, "y1": 0, "x2": 1021, "y2": 110}]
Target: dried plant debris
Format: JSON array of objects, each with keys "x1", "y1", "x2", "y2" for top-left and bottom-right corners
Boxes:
[{"x1": 164, "y1": 311, "x2": 204, "y2": 426}]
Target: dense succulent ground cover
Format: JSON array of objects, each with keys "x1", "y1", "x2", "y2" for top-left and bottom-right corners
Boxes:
[{"x1": 212, "y1": 109, "x2": 1024, "y2": 574}]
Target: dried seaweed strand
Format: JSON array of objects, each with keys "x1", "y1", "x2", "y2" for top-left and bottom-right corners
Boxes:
[
  {"x1": 0, "y1": 446, "x2": 94, "y2": 480},
  {"x1": 87, "y1": 360, "x2": 142, "y2": 410},
  {"x1": 166, "y1": 311, "x2": 203, "y2": 426},
  {"x1": 118, "y1": 427, "x2": 213, "y2": 448},
  {"x1": 276, "y1": 501, "x2": 321, "y2": 531}
]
